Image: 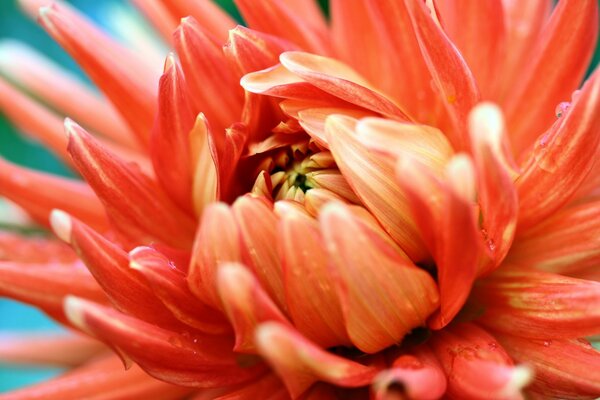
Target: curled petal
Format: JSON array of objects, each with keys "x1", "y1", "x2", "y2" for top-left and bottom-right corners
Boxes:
[
  {"x1": 255, "y1": 322, "x2": 380, "y2": 398},
  {"x1": 36, "y1": 2, "x2": 157, "y2": 144},
  {"x1": 276, "y1": 201, "x2": 350, "y2": 348},
  {"x1": 469, "y1": 103, "x2": 518, "y2": 267},
  {"x1": 516, "y1": 69, "x2": 600, "y2": 231},
  {"x1": 495, "y1": 334, "x2": 600, "y2": 399},
  {"x1": 505, "y1": 0, "x2": 599, "y2": 154},
  {"x1": 428, "y1": 323, "x2": 532, "y2": 400},
  {"x1": 64, "y1": 297, "x2": 265, "y2": 388},
  {"x1": 320, "y1": 203, "x2": 439, "y2": 354},
  {"x1": 508, "y1": 200, "x2": 600, "y2": 275},
  {"x1": 325, "y1": 115, "x2": 428, "y2": 261},
  {"x1": 66, "y1": 120, "x2": 196, "y2": 249},
  {"x1": 0, "y1": 354, "x2": 192, "y2": 400},
  {"x1": 51, "y1": 211, "x2": 185, "y2": 329},
  {"x1": 129, "y1": 246, "x2": 230, "y2": 335},
  {"x1": 189, "y1": 202, "x2": 242, "y2": 310},
  {"x1": 217, "y1": 263, "x2": 291, "y2": 353},
  {"x1": 473, "y1": 269, "x2": 600, "y2": 339}
]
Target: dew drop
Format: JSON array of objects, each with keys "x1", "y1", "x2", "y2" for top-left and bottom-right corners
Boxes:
[
  {"x1": 488, "y1": 342, "x2": 498, "y2": 350},
  {"x1": 543, "y1": 340, "x2": 552, "y2": 347},
  {"x1": 487, "y1": 238, "x2": 496, "y2": 253},
  {"x1": 555, "y1": 102, "x2": 570, "y2": 118}
]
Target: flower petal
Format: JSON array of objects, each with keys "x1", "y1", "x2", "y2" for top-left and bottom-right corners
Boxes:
[
  {"x1": 36, "y1": 2, "x2": 157, "y2": 144},
  {"x1": 129, "y1": 246, "x2": 231, "y2": 335},
  {"x1": 66, "y1": 120, "x2": 196, "y2": 249},
  {"x1": 325, "y1": 115, "x2": 428, "y2": 261},
  {"x1": 320, "y1": 203, "x2": 439, "y2": 354},
  {"x1": 516, "y1": 68, "x2": 600, "y2": 231},
  {"x1": 174, "y1": 17, "x2": 243, "y2": 133},
  {"x1": 157, "y1": 0, "x2": 235, "y2": 42},
  {"x1": 217, "y1": 263, "x2": 291, "y2": 353},
  {"x1": 494, "y1": 334, "x2": 600, "y2": 399},
  {"x1": 276, "y1": 201, "x2": 350, "y2": 348},
  {"x1": 505, "y1": 0, "x2": 599, "y2": 155},
  {"x1": 64, "y1": 297, "x2": 265, "y2": 388},
  {"x1": 428, "y1": 323, "x2": 532, "y2": 400},
  {"x1": 255, "y1": 321, "x2": 380, "y2": 398},
  {"x1": 0, "y1": 232, "x2": 75, "y2": 263},
  {"x1": 509, "y1": 200, "x2": 600, "y2": 276},
  {"x1": 473, "y1": 269, "x2": 600, "y2": 339}
]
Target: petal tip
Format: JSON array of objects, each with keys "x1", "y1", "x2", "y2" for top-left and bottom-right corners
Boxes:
[{"x1": 49, "y1": 209, "x2": 72, "y2": 243}]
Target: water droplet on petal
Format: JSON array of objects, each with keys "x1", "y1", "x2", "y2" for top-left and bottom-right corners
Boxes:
[
  {"x1": 555, "y1": 102, "x2": 570, "y2": 118},
  {"x1": 543, "y1": 340, "x2": 552, "y2": 347}
]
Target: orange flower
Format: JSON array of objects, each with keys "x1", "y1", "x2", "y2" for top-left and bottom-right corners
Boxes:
[{"x1": 0, "y1": 0, "x2": 599, "y2": 399}]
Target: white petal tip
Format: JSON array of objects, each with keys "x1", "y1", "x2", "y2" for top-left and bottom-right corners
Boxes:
[
  {"x1": 49, "y1": 209, "x2": 72, "y2": 243},
  {"x1": 63, "y1": 296, "x2": 86, "y2": 330}
]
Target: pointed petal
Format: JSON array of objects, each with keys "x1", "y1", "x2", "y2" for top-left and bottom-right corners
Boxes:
[
  {"x1": 0, "y1": 333, "x2": 104, "y2": 367},
  {"x1": 151, "y1": 54, "x2": 195, "y2": 213},
  {"x1": 174, "y1": 17, "x2": 243, "y2": 133},
  {"x1": 129, "y1": 246, "x2": 230, "y2": 335},
  {"x1": 234, "y1": 0, "x2": 331, "y2": 55},
  {"x1": 372, "y1": 346, "x2": 447, "y2": 400},
  {"x1": 469, "y1": 103, "x2": 518, "y2": 267},
  {"x1": 0, "y1": 41, "x2": 137, "y2": 148},
  {"x1": 434, "y1": 0, "x2": 506, "y2": 97},
  {"x1": 494, "y1": 334, "x2": 600, "y2": 399},
  {"x1": 320, "y1": 203, "x2": 439, "y2": 354},
  {"x1": 232, "y1": 195, "x2": 286, "y2": 311},
  {"x1": 325, "y1": 115, "x2": 428, "y2": 261},
  {"x1": 0, "y1": 354, "x2": 192, "y2": 400},
  {"x1": 303, "y1": 188, "x2": 348, "y2": 218},
  {"x1": 64, "y1": 297, "x2": 265, "y2": 388},
  {"x1": 280, "y1": 52, "x2": 410, "y2": 120},
  {"x1": 428, "y1": 323, "x2": 532, "y2": 400},
  {"x1": 516, "y1": 69, "x2": 600, "y2": 231},
  {"x1": 0, "y1": 157, "x2": 109, "y2": 231},
  {"x1": 0, "y1": 260, "x2": 105, "y2": 324},
  {"x1": 0, "y1": 232, "x2": 75, "y2": 263},
  {"x1": 66, "y1": 120, "x2": 196, "y2": 249},
  {"x1": 188, "y1": 202, "x2": 242, "y2": 309},
  {"x1": 397, "y1": 155, "x2": 484, "y2": 328},
  {"x1": 255, "y1": 322, "x2": 380, "y2": 398},
  {"x1": 509, "y1": 200, "x2": 600, "y2": 275},
  {"x1": 52, "y1": 211, "x2": 187, "y2": 329},
  {"x1": 37, "y1": 2, "x2": 158, "y2": 144},
  {"x1": 403, "y1": 0, "x2": 480, "y2": 150},
  {"x1": 160, "y1": 0, "x2": 235, "y2": 41},
  {"x1": 505, "y1": 0, "x2": 599, "y2": 154},
  {"x1": 130, "y1": 0, "x2": 179, "y2": 42},
  {"x1": 188, "y1": 114, "x2": 218, "y2": 215},
  {"x1": 473, "y1": 269, "x2": 600, "y2": 339},
  {"x1": 305, "y1": 169, "x2": 360, "y2": 204},
  {"x1": 217, "y1": 263, "x2": 291, "y2": 353},
  {"x1": 276, "y1": 201, "x2": 350, "y2": 348}
]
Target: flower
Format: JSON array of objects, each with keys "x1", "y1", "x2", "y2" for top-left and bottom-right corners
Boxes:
[{"x1": 0, "y1": 0, "x2": 599, "y2": 399}]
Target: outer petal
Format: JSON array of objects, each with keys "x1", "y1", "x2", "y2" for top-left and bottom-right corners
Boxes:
[
  {"x1": 255, "y1": 322, "x2": 380, "y2": 398},
  {"x1": 473, "y1": 269, "x2": 600, "y2": 339},
  {"x1": 325, "y1": 115, "x2": 428, "y2": 261},
  {"x1": 508, "y1": 200, "x2": 600, "y2": 275},
  {"x1": 516, "y1": 69, "x2": 600, "y2": 231},
  {"x1": 217, "y1": 263, "x2": 291, "y2": 353},
  {"x1": 157, "y1": 0, "x2": 235, "y2": 42},
  {"x1": 0, "y1": 354, "x2": 192, "y2": 400},
  {"x1": 129, "y1": 246, "x2": 230, "y2": 335},
  {"x1": 494, "y1": 334, "x2": 600, "y2": 399},
  {"x1": 469, "y1": 103, "x2": 518, "y2": 267},
  {"x1": 434, "y1": 0, "x2": 506, "y2": 98},
  {"x1": 403, "y1": 0, "x2": 480, "y2": 150},
  {"x1": 0, "y1": 157, "x2": 109, "y2": 231},
  {"x1": 320, "y1": 203, "x2": 439, "y2": 354},
  {"x1": 36, "y1": 2, "x2": 157, "y2": 144},
  {"x1": 398, "y1": 155, "x2": 485, "y2": 328},
  {"x1": 64, "y1": 297, "x2": 265, "y2": 388},
  {"x1": 276, "y1": 201, "x2": 350, "y2": 348},
  {"x1": 174, "y1": 17, "x2": 243, "y2": 133},
  {"x1": 372, "y1": 346, "x2": 447, "y2": 400},
  {"x1": 234, "y1": 0, "x2": 330, "y2": 55},
  {"x1": 0, "y1": 232, "x2": 75, "y2": 263},
  {"x1": 66, "y1": 120, "x2": 196, "y2": 249},
  {"x1": 505, "y1": 0, "x2": 599, "y2": 155},
  {"x1": 428, "y1": 323, "x2": 532, "y2": 400},
  {"x1": 214, "y1": 374, "x2": 288, "y2": 400},
  {"x1": 151, "y1": 54, "x2": 195, "y2": 213},
  {"x1": 51, "y1": 211, "x2": 186, "y2": 329}
]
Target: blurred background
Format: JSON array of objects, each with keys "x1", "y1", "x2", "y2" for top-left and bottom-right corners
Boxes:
[{"x1": 0, "y1": 0, "x2": 597, "y2": 393}]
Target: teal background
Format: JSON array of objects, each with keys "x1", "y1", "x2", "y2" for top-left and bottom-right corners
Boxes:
[{"x1": 0, "y1": 0, "x2": 598, "y2": 394}]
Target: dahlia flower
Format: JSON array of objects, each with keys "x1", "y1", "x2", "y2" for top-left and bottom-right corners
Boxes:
[{"x1": 0, "y1": 0, "x2": 599, "y2": 398}]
